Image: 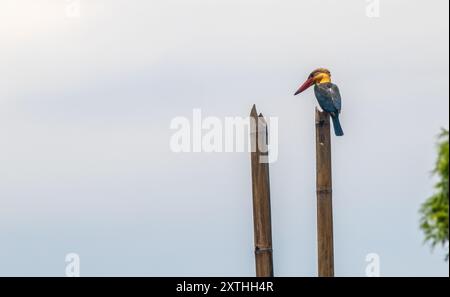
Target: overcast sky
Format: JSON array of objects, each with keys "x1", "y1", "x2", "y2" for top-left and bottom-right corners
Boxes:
[{"x1": 0, "y1": 0, "x2": 448, "y2": 276}]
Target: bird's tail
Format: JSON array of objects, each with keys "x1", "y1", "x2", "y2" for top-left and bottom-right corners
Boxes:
[{"x1": 331, "y1": 114, "x2": 344, "y2": 136}]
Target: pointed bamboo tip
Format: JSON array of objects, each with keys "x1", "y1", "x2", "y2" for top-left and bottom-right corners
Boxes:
[
  {"x1": 258, "y1": 113, "x2": 268, "y2": 125},
  {"x1": 250, "y1": 104, "x2": 258, "y2": 117}
]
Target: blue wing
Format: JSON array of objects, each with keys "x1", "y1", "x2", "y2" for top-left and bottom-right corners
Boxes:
[{"x1": 314, "y1": 83, "x2": 342, "y2": 115}]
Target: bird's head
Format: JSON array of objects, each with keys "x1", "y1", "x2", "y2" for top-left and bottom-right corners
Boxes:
[{"x1": 294, "y1": 68, "x2": 331, "y2": 95}]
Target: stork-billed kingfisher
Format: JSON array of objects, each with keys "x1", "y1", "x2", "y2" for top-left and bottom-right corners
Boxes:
[{"x1": 294, "y1": 68, "x2": 344, "y2": 136}]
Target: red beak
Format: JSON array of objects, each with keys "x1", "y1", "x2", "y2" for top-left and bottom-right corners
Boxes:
[{"x1": 294, "y1": 77, "x2": 315, "y2": 96}]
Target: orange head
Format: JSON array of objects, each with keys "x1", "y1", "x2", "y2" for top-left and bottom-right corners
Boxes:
[{"x1": 294, "y1": 68, "x2": 331, "y2": 95}]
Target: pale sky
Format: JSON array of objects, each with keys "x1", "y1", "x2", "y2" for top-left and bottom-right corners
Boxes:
[{"x1": 0, "y1": 0, "x2": 449, "y2": 276}]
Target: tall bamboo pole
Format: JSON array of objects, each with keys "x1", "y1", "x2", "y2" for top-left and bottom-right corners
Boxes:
[
  {"x1": 250, "y1": 105, "x2": 274, "y2": 277},
  {"x1": 315, "y1": 108, "x2": 335, "y2": 277}
]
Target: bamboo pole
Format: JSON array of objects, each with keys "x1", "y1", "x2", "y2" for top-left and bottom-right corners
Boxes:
[
  {"x1": 315, "y1": 108, "x2": 335, "y2": 277},
  {"x1": 250, "y1": 105, "x2": 274, "y2": 277}
]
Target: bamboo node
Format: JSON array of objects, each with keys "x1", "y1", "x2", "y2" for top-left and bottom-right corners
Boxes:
[
  {"x1": 255, "y1": 247, "x2": 273, "y2": 255},
  {"x1": 317, "y1": 189, "x2": 332, "y2": 195}
]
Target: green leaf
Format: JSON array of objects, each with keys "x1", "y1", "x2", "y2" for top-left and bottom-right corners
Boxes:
[{"x1": 420, "y1": 129, "x2": 449, "y2": 261}]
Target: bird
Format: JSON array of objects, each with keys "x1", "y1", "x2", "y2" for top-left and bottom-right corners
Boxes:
[{"x1": 294, "y1": 68, "x2": 344, "y2": 136}]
